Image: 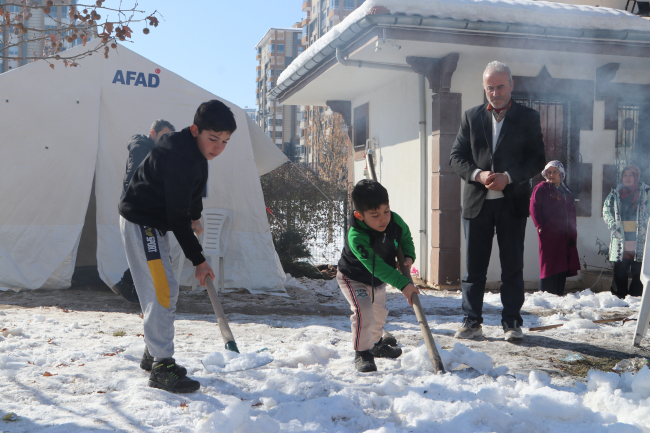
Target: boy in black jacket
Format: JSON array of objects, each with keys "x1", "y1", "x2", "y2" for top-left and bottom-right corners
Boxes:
[
  {"x1": 118, "y1": 100, "x2": 236, "y2": 393},
  {"x1": 337, "y1": 180, "x2": 419, "y2": 372}
]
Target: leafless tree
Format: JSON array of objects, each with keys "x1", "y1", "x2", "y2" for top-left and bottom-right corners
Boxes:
[
  {"x1": 305, "y1": 107, "x2": 349, "y2": 190},
  {"x1": 0, "y1": 0, "x2": 160, "y2": 69}
]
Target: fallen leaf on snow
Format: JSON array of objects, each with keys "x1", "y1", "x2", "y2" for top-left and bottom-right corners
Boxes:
[
  {"x1": 2, "y1": 412, "x2": 19, "y2": 421},
  {"x1": 180, "y1": 401, "x2": 187, "y2": 410},
  {"x1": 43, "y1": 372, "x2": 57, "y2": 377}
]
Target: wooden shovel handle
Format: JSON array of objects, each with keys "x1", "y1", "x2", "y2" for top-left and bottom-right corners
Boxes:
[{"x1": 397, "y1": 247, "x2": 445, "y2": 374}]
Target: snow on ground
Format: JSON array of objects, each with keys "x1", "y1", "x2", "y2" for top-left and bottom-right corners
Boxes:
[
  {"x1": 277, "y1": 0, "x2": 650, "y2": 87},
  {"x1": 1, "y1": 284, "x2": 649, "y2": 432}
]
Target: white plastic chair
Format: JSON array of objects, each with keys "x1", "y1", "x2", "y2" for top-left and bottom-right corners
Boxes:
[{"x1": 175, "y1": 208, "x2": 233, "y2": 294}]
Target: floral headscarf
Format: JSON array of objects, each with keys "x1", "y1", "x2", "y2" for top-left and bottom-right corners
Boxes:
[
  {"x1": 541, "y1": 160, "x2": 570, "y2": 192},
  {"x1": 619, "y1": 164, "x2": 641, "y2": 210}
]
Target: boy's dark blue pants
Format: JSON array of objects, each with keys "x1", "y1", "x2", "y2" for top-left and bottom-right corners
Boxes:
[{"x1": 461, "y1": 198, "x2": 527, "y2": 327}]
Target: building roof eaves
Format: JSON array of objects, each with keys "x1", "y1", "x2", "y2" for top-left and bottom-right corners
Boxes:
[{"x1": 268, "y1": 13, "x2": 650, "y2": 101}]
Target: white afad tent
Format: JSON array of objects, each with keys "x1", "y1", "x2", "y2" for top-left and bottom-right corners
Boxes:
[{"x1": 0, "y1": 41, "x2": 288, "y2": 293}]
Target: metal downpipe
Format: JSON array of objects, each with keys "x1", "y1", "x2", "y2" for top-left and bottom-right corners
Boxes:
[
  {"x1": 418, "y1": 74, "x2": 428, "y2": 283},
  {"x1": 336, "y1": 46, "x2": 428, "y2": 283}
]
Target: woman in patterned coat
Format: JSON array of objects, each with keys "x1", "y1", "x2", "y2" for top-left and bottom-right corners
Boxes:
[
  {"x1": 603, "y1": 164, "x2": 650, "y2": 298},
  {"x1": 530, "y1": 161, "x2": 580, "y2": 296}
]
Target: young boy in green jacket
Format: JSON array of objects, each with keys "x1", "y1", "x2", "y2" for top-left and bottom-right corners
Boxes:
[{"x1": 337, "y1": 179, "x2": 420, "y2": 372}]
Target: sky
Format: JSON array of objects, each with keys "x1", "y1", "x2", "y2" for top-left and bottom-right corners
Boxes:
[{"x1": 103, "y1": 0, "x2": 303, "y2": 109}]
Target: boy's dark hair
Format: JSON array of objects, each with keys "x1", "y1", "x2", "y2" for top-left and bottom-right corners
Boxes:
[
  {"x1": 352, "y1": 179, "x2": 389, "y2": 213},
  {"x1": 150, "y1": 119, "x2": 175, "y2": 134},
  {"x1": 193, "y1": 100, "x2": 237, "y2": 133}
]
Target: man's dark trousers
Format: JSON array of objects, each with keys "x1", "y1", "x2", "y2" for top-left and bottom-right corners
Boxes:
[{"x1": 462, "y1": 198, "x2": 526, "y2": 326}]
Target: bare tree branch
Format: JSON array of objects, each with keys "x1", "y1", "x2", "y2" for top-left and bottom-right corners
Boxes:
[{"x1": 0, "y1": 0, "x2": 159, "y2": 69}]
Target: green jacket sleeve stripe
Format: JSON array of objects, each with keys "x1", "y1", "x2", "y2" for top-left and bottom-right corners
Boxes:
[{"x1": 393, "y1": 212, "x2": 416, "y2": 262}]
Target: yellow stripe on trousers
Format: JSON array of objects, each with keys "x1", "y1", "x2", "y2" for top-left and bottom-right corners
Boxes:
[{"x1": 147, "y1": 259, "x2": 170, "y2": 309}]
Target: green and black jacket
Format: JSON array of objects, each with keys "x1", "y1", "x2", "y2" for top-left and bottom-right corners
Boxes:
[{"x1": 338, "y1": 211, "x2": 415, "y2": 291}]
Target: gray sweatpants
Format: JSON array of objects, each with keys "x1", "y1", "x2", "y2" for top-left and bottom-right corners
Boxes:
[
  {"x1": 120, "y1": 216, "x2": 179, "y2": 359},
  {"x1": 337, "y1": 271, "x2": 388, "y2": 352}
]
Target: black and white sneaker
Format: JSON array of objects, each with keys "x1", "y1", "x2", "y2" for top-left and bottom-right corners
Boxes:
[
  {"x1": 371, "y1": 338, "x2": 402, "y2": 359},
  {"x1": 502, "y1": 320, "x2": 524, "y2": 341},
  {"x1": 381, "y1": 331, "x2": 398, "y2": 347},
  {"x1": 148, "y1": 358, "x2": 200, "y2": 393},
  {"x1": 140, "y1": 347, "x2": 187, "y2": 377},
  {"x1": 454, "y1": 318, "x2": 483, "y2": 339},
  {"x1": 354, "y1": 350, "x2": 377, "y2": 373}
]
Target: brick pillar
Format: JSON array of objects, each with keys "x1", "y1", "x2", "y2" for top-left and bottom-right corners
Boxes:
[{"x1": 430, "y1": 93, "x2": 462, "y2": 286}]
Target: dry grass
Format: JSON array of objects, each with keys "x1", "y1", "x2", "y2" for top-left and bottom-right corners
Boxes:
[{"x1": 556, "y1": 357, "x2": 621, "y2": 377}]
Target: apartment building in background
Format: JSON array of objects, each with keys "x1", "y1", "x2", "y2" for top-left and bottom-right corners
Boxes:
[
  {"x1": 255, "y1": 27, "x2": 304, "y2": 155},
  {"x1": 300, "y1": 0, "x2": 365, "y2": 45},
  {"x1": 298, "y1": 0, "x2": 365, "y2": 169},
  {"x1": 255, "y1": 2, "x2": 365, "y2": 164},
  {"x1": 243, "y1": 107, "x2": 257, "y2": 123},
  {"x1": 0, "y1": 0, "x2": 93, "y2": 73}
]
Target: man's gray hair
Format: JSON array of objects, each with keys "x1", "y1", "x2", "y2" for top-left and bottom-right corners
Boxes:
[
  {"x1": 483, "y1": 61, "x2": 512, "y2": 85},
  {"x1": 150, "y1": 119, "x2": 176, "y2": 133}
]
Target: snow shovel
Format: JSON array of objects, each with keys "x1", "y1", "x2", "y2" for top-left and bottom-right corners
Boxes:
[
  {"x1": 191, "y1": 229, "x2": 239, "y2": 353},
  {"x1": 192, "y1": 228, "x2": 273, "y2": 372},
  {"x1": 396, "y1": 247, "x2": 446, "y2": 374},
  {"x1": 197, "y1": 274, "x2": 274, "y2": 372},
  {"x1": 204, "y1": 274, "x2": 239, "y2": 353}
]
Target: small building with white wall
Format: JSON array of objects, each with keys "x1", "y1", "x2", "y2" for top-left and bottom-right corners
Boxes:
[{"x1": 269, "y1": 0, "x2": 650, "y2": 289}]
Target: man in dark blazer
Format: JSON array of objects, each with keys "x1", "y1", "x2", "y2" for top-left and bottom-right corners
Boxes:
[{"x1": 450, "y1": 61, "x2": 545, "y2": 341}]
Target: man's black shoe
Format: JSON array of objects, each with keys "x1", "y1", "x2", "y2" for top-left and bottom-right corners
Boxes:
[
  {"x1": 112, "y1": 269, "x2": 140, "y2": 304},
  {"x1": 148, "y1": 358, "x2": 199, "y2": 393},
  {"x1": 140, "y1": 347, "x2": 187, "y2": 377},
  {"x1": 354, "y1": 350, "x2": 377, "y2": 373},
  {"x1": 636, "y1": 1, "x2": 650, "y2": 16},
  {"x1": 371, "y1": 338, "x2": 403, "y2": 359}
]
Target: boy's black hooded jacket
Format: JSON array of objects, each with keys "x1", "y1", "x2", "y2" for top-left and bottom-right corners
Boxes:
[
  {"x1": 338, "y1": 211, "x2": 415, "y2": 290},
  {"x1": 118, "y1": 127, "x2": 207, "y2": 266}
]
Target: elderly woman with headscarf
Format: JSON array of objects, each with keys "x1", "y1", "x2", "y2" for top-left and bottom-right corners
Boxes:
[
  {"x1": 603, "y1": 164, "x2": 650, "y2": 298},
  {"x1": 529, "y1": 161, "x2": 581, "y2": 296}
]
